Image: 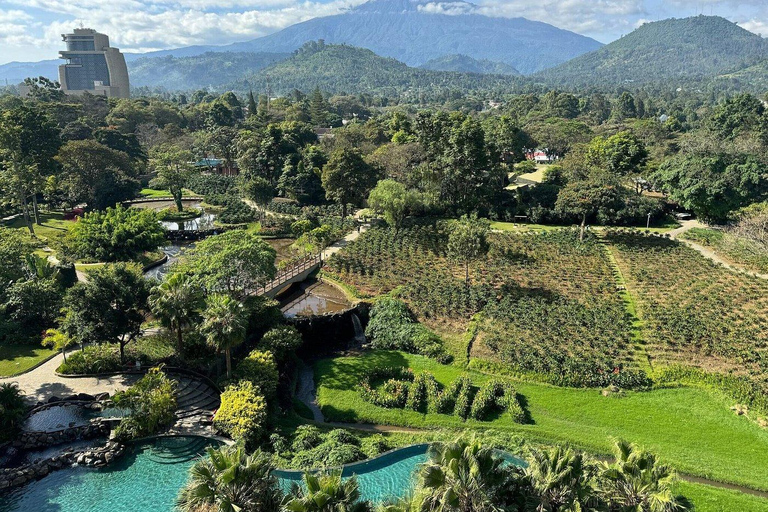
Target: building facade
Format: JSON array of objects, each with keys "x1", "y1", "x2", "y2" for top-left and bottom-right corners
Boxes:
[{"x1": 58, "y1": 29, "x2": 129, "y2": 98}]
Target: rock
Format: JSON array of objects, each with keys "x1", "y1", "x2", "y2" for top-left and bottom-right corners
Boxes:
[
  {"x1": 47, "y1": 396, "x2": 60, "y2": 404},
  {"x1": 76, "y1": 393, "x2": 95, "y2": 401},
  {"x1": 94, "y1": 393, "x2": 110, "y2": 401},
  {"x1": 601, "y1": 389, "x2": 611, "y2": 397}
]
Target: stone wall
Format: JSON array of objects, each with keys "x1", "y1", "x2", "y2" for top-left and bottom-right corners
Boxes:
[
  {"x1": 0, "y1": 440, "x2": 125, "y2": 491},
  {"x1": 13, "y1": 418, "x2": 112, "y2": 451},
  {"x1": 290, "y1": 303, "x2": 370, "y2": 359}
]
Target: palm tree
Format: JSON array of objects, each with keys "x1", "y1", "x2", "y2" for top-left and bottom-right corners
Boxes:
[
  {"x1": 149, "y1": 273, "x2": 202, "y2": 355},
  {"x1": 416, "y1": 438, "x2": 522, "y2": 512},
  {"x1": 599, "y1": 440, "x2": 688, "y2": 512},
  {"x1": 41, "y1": 328, "x2": 75, "y2": 363},
  {"x1": 177, "y1": 445, "x2": 283, "y2": 512},
  {"x1": 200, "y1": 293, "x2": 248, "y2": 378},
  {"x1": 525, "y1": 445, "x2": 599, "y2": 512},
  {"x1": 284, "y1": 472, "x2": 372, "y2": 512}
]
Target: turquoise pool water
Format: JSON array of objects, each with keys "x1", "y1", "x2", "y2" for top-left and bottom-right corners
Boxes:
[
  {"x1": 0, "y1": 439, "x2": 526, "y2": 511},
  {"x1": 25, "y1": 404, "x2": 128, "y2": 432},
  {"x1": 0, "y1": 436, "x2": 214, "y2": 512}
]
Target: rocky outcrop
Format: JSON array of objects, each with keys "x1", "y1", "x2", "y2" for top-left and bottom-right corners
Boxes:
[
  {"x1": 0, "y1": 440, "x2": 126, "y2": 491},
  {"x1": 14, "y1": 418, "x2": 113, "y2": 451}
]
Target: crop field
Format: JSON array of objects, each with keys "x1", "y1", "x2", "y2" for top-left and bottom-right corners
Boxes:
[
  {"x1": 326, "y1": 225, "x2": 638, "y2": 384},
  {"x1": 607, "y1": 232, "x2": 768, "y2": 392}
]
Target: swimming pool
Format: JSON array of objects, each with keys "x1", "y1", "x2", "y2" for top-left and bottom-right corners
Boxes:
[
  {"x1": 24, "y1": 404, "x2": 128, "y2": 432},
  {"x1": 0, "y1": 436, "x2": 214, "y2": 512}
]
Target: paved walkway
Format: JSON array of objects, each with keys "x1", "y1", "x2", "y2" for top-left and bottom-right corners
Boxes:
[
  {"x1": 669, "y1": 220, "x2": 768, "y2": 280},
  {"x1": 0, "y1": 352, "x2": 140, "y2": 405},
  {"x1": 322, "y1": 223, "x2": 367, "y2": 260}
]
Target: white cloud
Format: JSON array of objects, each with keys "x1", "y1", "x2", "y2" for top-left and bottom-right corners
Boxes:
[
  {"x1": 417, "y1": 2, "x2": 476, "y2": 16},
  {"x1": 741, "y1": 18, "x2": 768, "y2": 37}
]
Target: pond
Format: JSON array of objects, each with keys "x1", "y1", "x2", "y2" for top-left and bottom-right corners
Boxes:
[
  {"x1": 24, "y1": 404, "x2": 128, "y2": 433},
  {"x1": 130, "y1": 200, "x2": 218, "y2": 232},
  {"x1": 280, "y1": 278, "x2": 352, "y2": 317},
  {"x1": 144, "y1": 242, "x2": 193, "y2": 281}
]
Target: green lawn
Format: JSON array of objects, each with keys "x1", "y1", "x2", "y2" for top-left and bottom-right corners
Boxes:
[
  {"x1": 315, "y1": 351, "x2": 768, "y2": 491},
  {"x1": 0, "y1": 344, "x2": 57, "y2": 377},
  {"x1": 674, "y1": 481, "x2": 768, "y2": 512},
  {"x1": 3, "y1": 211, "x2": 75, "y2": 245},
  {"x1": 139, "y1": 188, "x2": 197, "y2": 198}
]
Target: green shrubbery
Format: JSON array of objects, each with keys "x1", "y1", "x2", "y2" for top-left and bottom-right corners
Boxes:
[
  {"x1": 0, "y1": 383, "x2": 26, "y2": 442},
  {"x1": 214, "y1": 381, "x2": 268, "y2": 447},
  {"x1": 360, "y1": 367, "x2": 525, "y2": 423},
  {"x1": 57, "y1": 344, "x2": 123, "y2": 374},
  {"x1": 113, "y1": 368, "x2": 177, "y2": 441},
  {"x1": 365, "y1": 298, "x2": 452, "y2": 363},
  {"x1": 270, "y1": 426, "x2": 390, "y2": 469},
  {"x1": 233, "y1": 349, "x2": 279, "y2": 398}
]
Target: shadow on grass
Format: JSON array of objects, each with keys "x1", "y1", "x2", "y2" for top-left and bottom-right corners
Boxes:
[{"x1": 315, "y1": 351, "x2": 409, "y2": 391}]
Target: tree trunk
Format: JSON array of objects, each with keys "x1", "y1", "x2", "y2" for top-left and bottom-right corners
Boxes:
[
  {"x1": 20, "y1": 191, "x2": 34, "y2": 235},
  {"x1": 120, "y1": 340, "x2": 126, "y2": 364},
  {"x1": 465, "y1": 261, "x2": 470, "y2": 286},
  {"x1": 32, "y1": 194, "x2": 41, "y2": 225},
  {"x1": 580, "y1": 212, "x2": 587, "y2": 242},
  {"x1": 174, "y1": 191, "x2": 183, "y2": 212},
  {"x1": 341, "y1": 203, "x2": 347, "y2": 220},
  {"x1": 225, "y1": 348, "x2": 232, "y2": 378},
  {"x1": 62, "y1": 349, "x2": 67, "y2": 363},
  {"x1": 176, "y1": 322, "x2": 184, "y2": 356}
]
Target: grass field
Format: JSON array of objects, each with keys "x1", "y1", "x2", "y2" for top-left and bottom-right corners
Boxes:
[
  {"x1": 680, "y1": 227, "x2": 768, "y2": 274},
  {"x1": 674, "y1": 481, "x2": 768, "y2": 512},
  {"x1": 139, "y1": 188, "x2": 197, "y2": 198},
  {"x1": 0, "y1": 344, "x2": 57, "y2": 377},
  {"x1": 315, "y1": 351, "x2": 768, "y2": 491},
  {"x1": 3, "y1": 211, "x2": 75, "y2": 245}
]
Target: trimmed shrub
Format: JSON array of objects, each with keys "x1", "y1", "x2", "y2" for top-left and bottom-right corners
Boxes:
[
  {"x1": 291, "y1": 425, "x2": 323, "y2": 451},
  {"x1": 234, "y1": 349, "x2": 279, "y2": 398},
  {"x1": 469, "y1": 379, "x2": 525, "y2": 423},
  {"x1": 214, "y1": 381, "x2": 268, "y2": 447},
  {"x1": 453, "y1": 376, "x2": 475, "y2": 420},
  {"x1": 361, "y1": 435, "x2": 391, "y2": 458},
  {"x1": 113, "y1": 368, "x2": 177, "y2": 441}
]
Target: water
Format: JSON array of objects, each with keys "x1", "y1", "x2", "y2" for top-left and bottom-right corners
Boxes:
[
  {"x1": 0, "y1": 440, "x2": 104, "y2": 469},
  {"x1": 351, "y1": 313, "x2": 366, "y2": 345},
  {"x1": 275, "y1": 444, "x2": 429, "y2": 504},
  {"x1": 281, "y1": 279, "x2": 352, "y2": 317},
  {"x1": 144, "y1": 242, "x2": 193, "y2": 281},
  {"x1": 0, "y1": 437, "x2": 215, "y2": 512},
  {"x1": 24, "y1": 404, "x2": 128, "y2": 433},
  {"x1": 159, "y1": 211, "x2": 217, "y2": 231}
]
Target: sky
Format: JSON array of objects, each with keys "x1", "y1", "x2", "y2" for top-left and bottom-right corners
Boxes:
[{"x1": 0, "y1": 0, "x2": 767, "y2": 64}]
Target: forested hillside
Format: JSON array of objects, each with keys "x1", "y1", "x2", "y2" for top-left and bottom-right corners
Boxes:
[
  {"x1": 419, "y1": 55, "x2": 520, "y2": 75},
  {"x1": 128, "y1": 52, "x2": 290, "y2": 90},
  {"x1": 538, "y1": 16, "x2": 768, "y2": 88},
  {"x1": 232, "y1": 41, "x2": 522, "y2": 97}
]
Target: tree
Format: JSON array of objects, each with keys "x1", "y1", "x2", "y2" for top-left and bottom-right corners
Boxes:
[
  {"x1": 0, "y1": 104, "x2": 61, "y2": 233},
  {"x1": 241, "y1": 176, "x2": 275, "y2": 219},
  {"x1": 214, "y1": 381, "x2": 268, "y2": 445},
  {"x1": 0, "y1": 227, "x2": 32, "y2": 286},
  {"x1": 322, "y1": 147, "x2": 380, "y2": 218},
  {"x1": 60, "y1": 263, "x2": 150, "y2": 363},
  {"x1": 309, "y1": 88, "x2": 330, "y2": 127},
  {"x1": 284, "y1": 472, "x2": 371, "y2": 512},
  {"x1": 555, "y1": 176, "x2": 623, "y2": 241},
  {"x1": 416, "y1": 439, "x2": 523, "y2": 512},
  {"x1": 112, "y1": 368, "x2": 177, "y2": 441},
  {"x1": 177, "y1": 446, "x2": 283, "y2": 512},
  {"x1": 653, "y1": 154, "x2": 768, "y2": 222},
  {"x1": 148, "y1": 273, "x2": 202, "y2": 356},
  {"x1": 259, "y1": 325, "x2": 303, "y2": 362},
  {"x1": 526, "y1": 445, "x2": 598, "y2": 512},
  {"x1": 0, "y1": 383, "x2": 26, "y2": 442},
  {"x1": 527, "y1": 119, "x2": 593, "y2": 160},
  {"x1": 367, "y1": 179, "x2": 420, "y2": 231},
  {"x1": 63, "y1": 205, "x2": 165, "y2": 262},
  {"x1": 447, "y1": 215, "x2": 490, "y2": 285},
  {"x1": 184, "y1": 230, "x2": 276, "y2": 300},
  {"x1": 55, "y1": 139, "x2": 139, "y2": 210},
  {"x1": 599, "y1": 440, "x2": 688, "y2": 512},
  {"x1": 42, "y1": 328, "x2": 76, "y2": 363},
  {"x1": 587, "y1": 131, "x2": 649, "y2": 180},
  {"x1": 234, "y1": 349, "x2": 279, "y2": 398},
  {"x1": 150, "y1": 144, "x2": 194, "y2": 212},
  {"x1": 200, "y1": 293, "x2": 248, "y2": 377}
]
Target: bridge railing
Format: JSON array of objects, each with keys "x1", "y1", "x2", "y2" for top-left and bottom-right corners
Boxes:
[{"x1": 256, "y1": 254, "x2": 322, "y2": 295}]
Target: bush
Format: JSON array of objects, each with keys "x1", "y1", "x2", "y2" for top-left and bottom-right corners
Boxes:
[
  {"x1": 234, "y1": 349, "x2": 279, "y2": 398},
  {"x1": 259, "y1": 326, "x2": 303, "y2": 362},
  {"x1": 469, "y1": 379, "x2": 525, "y2": 422},
  {"x1": 291, "y1": 219, "x2": 315, "y2": 236},
  {"x1": 214, "y1": 381, "x2": 268, "y2": 447},
  {"x1": 325, "y1": 429, "x2": 360, "y2": 446},
  {"x1": 361, "y1": 435, "x2": 391, "y2": 458},
  {"x1": 0, "y1": 383, "x2": 26, "y2": 442},
  {"x1": 63, "y1": 205, "x2": 165, "y2": 262},
  {"x1": 113, "y1": 368, "x2": 177, "y2": 441},
  {"x1": 325, "y1": 444, "x2": 365, "y2": 466},
  {"x1": 156, "y1": 206, "x2": 202, "y2": 221},
  {"x1": 365, "y1": 297, "x2": 451, "y2": 362},
  {"x1": 291, "y1": 424, "x2": 323, "y2": 451},
  {"x1": 57, "y1": 344, "x2": 123, "y2": 374}
]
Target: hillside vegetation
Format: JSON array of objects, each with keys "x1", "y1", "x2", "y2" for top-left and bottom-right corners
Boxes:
[
  {"x1": 419, "y1": 54, "x2": 520, "y2": 75},
  {"x1": 538, "y1": 16, "x2": 768, "y2": 88}
]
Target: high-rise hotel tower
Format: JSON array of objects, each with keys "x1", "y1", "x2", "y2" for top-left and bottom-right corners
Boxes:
[{"x1": 58, "y1": 28, "x2": 130, "y2": 98}]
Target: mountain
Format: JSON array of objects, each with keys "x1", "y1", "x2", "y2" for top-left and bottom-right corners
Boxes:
[
  {"x1": 214, "y1": 0, "x2": 601, "y2": 75},
  {"x1": 129, "y1": 52, "x2": 290, "y2": 90},
  {"x1": 0, "y1": 60, "x2": 59, "y2": 84},
  {"x1": 227, "y1": 42, "x2": 521, "y2": 96},
  {"x1": 419, "y1": 55, "x2": 520, "y2": 75},
  {"x1": 715, "y1": 59, "x2": 768, "y2": 91},
  {"x1": 537, "y1": 16, "x2": 768, "y2": 87}
]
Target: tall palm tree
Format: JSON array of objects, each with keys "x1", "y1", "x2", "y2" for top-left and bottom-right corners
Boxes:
[
  {"x1": 149, "y1": 273, "x2": 202, "y2": 355},
  {"x1": 525, "y1": 445, "x2": 599, "y2": 512},
  {"x1": 599, "y1": 440, "x2": 688, "y2": 512},
  {"x1": 416, "y1": 438, "x2": 522, "y2": 512},
  {"x1": 284, "y1": 472, "x2": 372, "y2": 512},
  {"x1": 200, "y1": 293, "x2": 248, "y2": 378},
  {"x1": 177, "y1": 445, "x2": 283, "y2": 512}
]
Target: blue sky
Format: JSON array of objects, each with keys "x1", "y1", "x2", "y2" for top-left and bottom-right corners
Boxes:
[{"x1": 0, "y1": 0, "x2": 766, "y2": 64}]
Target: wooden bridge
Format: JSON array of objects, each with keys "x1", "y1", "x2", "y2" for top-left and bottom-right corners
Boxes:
[{"x1": 257, "y1": 254, "x2": 323, "y2": 298}]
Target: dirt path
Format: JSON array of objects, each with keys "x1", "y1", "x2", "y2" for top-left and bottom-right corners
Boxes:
[{"x1": 669, "y1": 220, "x2": 768, "y2": 280}]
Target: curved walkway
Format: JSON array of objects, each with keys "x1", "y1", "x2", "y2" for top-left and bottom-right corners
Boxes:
[{"x1": 669, "y1": 220, "x2": 768, "y2": 280}]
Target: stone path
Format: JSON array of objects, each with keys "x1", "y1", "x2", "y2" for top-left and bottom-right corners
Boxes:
[
  {"x1": 0, "y1": 352, "x2": 140, "y2": 406},
  {"x1": 322, "y1": 223, "x2": 367, "y2": 260},
  {"x1": 669, "y1": 220, "x2": 768, "y2": 280}
]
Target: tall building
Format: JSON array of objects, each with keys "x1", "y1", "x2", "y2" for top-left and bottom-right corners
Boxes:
[{"x1": 58, "y1": 28, "x2": 130, "y2": 98}]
